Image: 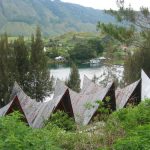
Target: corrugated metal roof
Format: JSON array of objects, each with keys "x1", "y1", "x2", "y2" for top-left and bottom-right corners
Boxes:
[
  {"x1": 2, "y1": 74, "x2": 145, "y2": 126},
  {"x1": 0, "y1": 82, "x2": 75, "y2": 128},
  {"x1": 141, "y1": 70, "x2": 150, "y2": 100},
  {"x1": 53, "y1": 77, "x2": 115, "y2": 125},
  {"x1": 53, "y1": 79, "x2": 68, "y2": 98},
  {"x1": 0, "y1": 95, "x2": 29, "y2": 124},
  {"x1": 74, "y1": 76, "x2": 114, "y2": 125},
  {"x1": 0, "y1": 101, "x2": 13, "y2": 116},
  {"x1": 53, "y1": 79, "x2": 79, "y2": 114},
  {"x1": 116, "y1": 80, "x2": 141, "y2": 109}
]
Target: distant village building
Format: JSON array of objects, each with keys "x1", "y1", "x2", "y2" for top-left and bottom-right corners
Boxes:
[
  {"x1": 55, "y1": 56, "x2": 65, "y2": 62},
  {"x1": 120, "y1": 45, "x2": 129, "y2": 52},
  {"x1": 90, "y1": 57, "x2": 106, "y2": 64},
  {"x1": 43, "y1": 47, "x2": 47, "y2": 52}
]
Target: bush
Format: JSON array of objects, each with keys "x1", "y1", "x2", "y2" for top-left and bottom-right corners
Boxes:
[
  {"x1": 47, "y1": 111, "x2": 76, "y2": 131},
  {"x1": 0, "y1": 112, "x2": 61, "y2": 150},
  {"x1": 114, "y1": 125, "x2": 150, "y2": 150},
  {"x1": 103, "y1": 100, "x2": 150, "y2": 149}
]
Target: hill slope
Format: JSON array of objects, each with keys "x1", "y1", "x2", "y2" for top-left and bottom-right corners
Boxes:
[{"x1": 0, "y1": 0, "x2": 115, "y2": 36}]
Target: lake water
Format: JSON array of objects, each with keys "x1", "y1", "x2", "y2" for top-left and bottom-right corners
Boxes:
[
  {"x1": 50, "y1": 63, "x2": 124, "y2": 86},
  {"x1": 45, "y1": 63, "x2": 123, "y2": 101}
]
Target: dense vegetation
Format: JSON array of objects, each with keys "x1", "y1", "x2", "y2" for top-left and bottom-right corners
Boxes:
[
  {"x1": 0, "y1": 27, "x2": 52, "y2": 107},
  {"x1": 46, "y1": 32, "x2": 105, "y2": 63},
  {"x1": 0, "y1": 100, "x2": 149, "y2": 149},
  {"x1": 0, "y1": 0, "x2": 115, "y2": 36},
  {"x1": 45, "y1": 32, "x2": 125, "y2": 64}
]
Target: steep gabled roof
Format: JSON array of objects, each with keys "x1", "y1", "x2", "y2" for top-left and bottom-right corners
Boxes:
[
  {"x1": 74, "y1": 76, "x2": 115, "y2": 125},
  {"x1": 10, "y1": 82, "x2": 44, "y2": 127},
  {"x1": 53, "y1": 79, "x2": 68, "y2": 98},
  {"x1": 81, "y1": 75, "x2": 104, "y2": 93},
  {"x1": 53, "y1": 79, "x2": 79, "y2": 113},
  {"x1": 32, "y1": 89, "x2": 74, "y2": 128},
  {"x1": 141, "y1": 70, "x2": 150, "y2": 100},
  {"x1": 0, "y1": 101, "x2": 13, "y2": 116},
  {"x1": 116, "y1": 80, "x2": 141, "y2": 109},
  {"x1": 11, "y1": 82, "x2": 75, "y2": 128},
  {"x1": 0, "y1": 96, "x2": 29, "y2": 124}
]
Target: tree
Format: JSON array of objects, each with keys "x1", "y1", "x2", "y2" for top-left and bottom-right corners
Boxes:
[
  {"x1": 13, "y1": 36, "x2": 30, "y2": 91},
  {"x1": 69, "y1": 42, "x2": 96, "y2": 63},
  {"x1": 88, "y1": 38, "x2": 104, "y2": 54},
  {"x1": 66, "y1": 63, "x2": 80, "y2": 92},
  {"x1": 0, "y1": 33, "x2": 17, "y2": 107},
  {"x1": 97, "y1": 0, "x2": 150, "y2": 84},
  {"x1": 29, "y1": 27, "x2": 52, "y2": 101}
]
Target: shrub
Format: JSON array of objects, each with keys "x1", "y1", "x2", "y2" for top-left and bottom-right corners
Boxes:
[
  {"x1": 114, "y1": 125, "x2": 150, "y2": 150},
  {"x1": 0, "y1": 112, "x2": 61, "y2": 150},
  {"x1": 47, "y1": 111, "x2": 76, "y2": 131},
  {"x1": 103, "y1": 99, "x2": 150, "y2": 148}
]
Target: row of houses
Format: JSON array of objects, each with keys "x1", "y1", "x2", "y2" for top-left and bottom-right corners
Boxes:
[{"x1": 0, "y1": 70, "x2": 149, "y2": 128}]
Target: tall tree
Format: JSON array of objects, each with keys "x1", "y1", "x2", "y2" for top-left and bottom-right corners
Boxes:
[
  {"x1": 66, "y1": 63, "x2": 80, "y2": 92},
  {"x1": 29, "y1": 27, "x2": 52, "y2": 101},
  {"x1": 0, "y1": 33, "x2": 17, "y2": 107},
  {"x1": 13, "y1": 36, "x2": 30, "y2": 90}
]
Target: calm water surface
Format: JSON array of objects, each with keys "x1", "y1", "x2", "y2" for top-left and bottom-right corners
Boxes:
[
  {"x1": 50, "y1": 63, "x2": 123, "y2": 86},
  {"x1": 45, "y1": 63, "x2": 123, "y2": 101}
]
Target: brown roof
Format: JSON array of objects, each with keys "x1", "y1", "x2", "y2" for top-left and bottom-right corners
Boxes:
[
  {"x1": 0, "y1": 95, "x2": 29, "y2": 124},
  {"x1": 53, "y1": 76, "x2": 116, "y2": 125},
  {"x1": 0, "y1": 82, "x2": 75, "y2": 128},
  {"x1": 74, "y1": 76, "x2": 115, "y2": 125},
  {"x1": 116, "y1": 80, "x2": 141, "y2": 109},
  {"x1": 53, "y1": 79, "x2": 79, "y2": 113}
]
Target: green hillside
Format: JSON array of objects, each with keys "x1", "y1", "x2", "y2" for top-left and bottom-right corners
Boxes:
[{"x1": 0, "y1": 0, "x2": 115, "y2": 36}]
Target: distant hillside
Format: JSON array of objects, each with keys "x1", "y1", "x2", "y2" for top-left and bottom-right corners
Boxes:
[{"x1": 0, "y1": 0, "x2": 115, "y2": 36}]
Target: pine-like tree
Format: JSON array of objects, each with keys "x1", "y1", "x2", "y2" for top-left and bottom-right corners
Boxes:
[
  {"x1": 66, "y1": 63, "x2": 80, "y2": 92},
  {"x1": 13, "y1": 36, "x2": 30, "y2": 90},
  {"x1": 0, "y1": 33, "x2": 17, "y2": 107},
  {"x1": 29, "y1": 27, "x2": 52, "y2": 101}
]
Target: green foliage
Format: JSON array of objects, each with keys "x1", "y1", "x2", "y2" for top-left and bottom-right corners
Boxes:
[
  {"x1": 28, "y1": 27, "x2": 53, "y2": 101},
  {"x1": 0, "y1": 33, "x2": 17, "y2": 107},
  {"x1": 0, "y1": 100, "x2": 150, "y2": 150},
  {"x1": 94, "y1": 97, "x2": 112, "y2": 122},
  {"x1": 114, "y1": 125, "x2": 150, "y2": 150},
  {"x1": 112, "y1": 100, "x2": 150, "y2": 130},
  {"x1": 46, "y1": 32, "x2": 104, "y2": 63},
  {"x1": 104, "y1": 100, "x2": 150, "y2": 149},
  {"x1": 66, "y1": 63, "x2": 80, "y2": 92},
  {"x1": 0, "y1": 112, "x2": 61, "y2": 150},
  {"x1": 98, "y1": 22, "x2": 135, "y2": 44},
  {"x1": 0, "y1": 28, "x2": 53, "y2": 106},
  {"x1": 47, "y1": 111, "x2": 76, "y2": 131},
  {"x1": 124, "y1": 32, "x2": 150, "y2": 83},
  {"x1": 84, "y1": 102, "x2": 95, "y2": 110},
  {"x1": 69, "y1": 42, "x2": 96, "y2": 63},
  {"x1": 13, "y1": 36, "x2": 30, "y2": 90}
]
